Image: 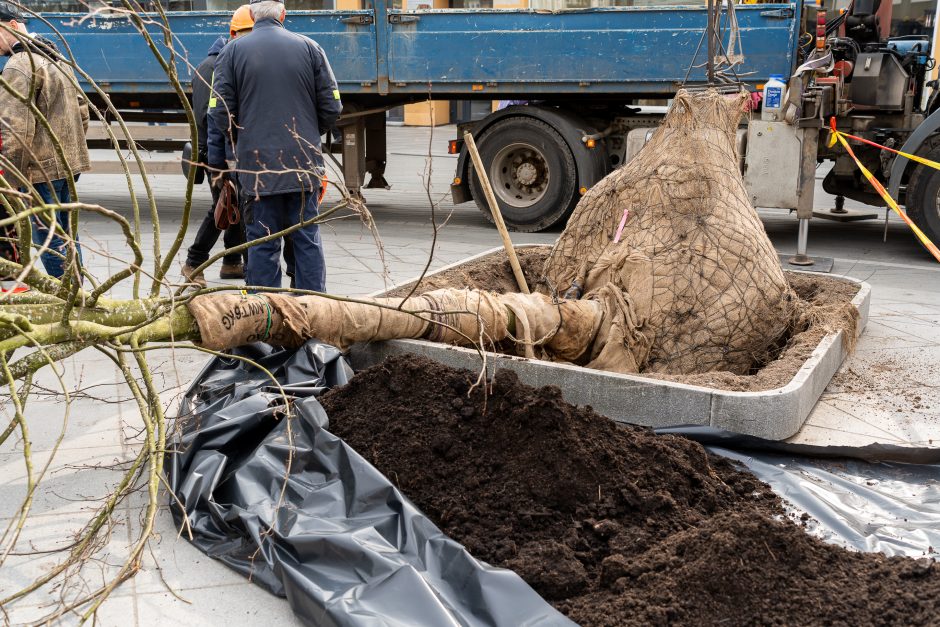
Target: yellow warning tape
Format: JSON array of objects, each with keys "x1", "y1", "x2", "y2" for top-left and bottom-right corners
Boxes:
[
  {"x1": 828, "y1": 121, "x2": 940, "y2": 263},
  {"x1": 827, "y1": 127, "x2": 940, "y2": 171}
]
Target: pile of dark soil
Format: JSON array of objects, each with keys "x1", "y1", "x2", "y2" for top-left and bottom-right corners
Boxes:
[
  {"x1": 385, "y1": 247, "x2": 861, "y2": 392},
  {"x1": 323, "y1": 355, "x2": 940, "y2": 626}
]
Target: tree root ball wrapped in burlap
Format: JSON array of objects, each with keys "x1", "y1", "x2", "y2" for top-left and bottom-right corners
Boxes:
[{"x1": 542, "y1": 89, "x2": 795, "y2": 375}]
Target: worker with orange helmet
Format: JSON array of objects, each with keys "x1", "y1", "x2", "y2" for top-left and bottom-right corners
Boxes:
[
  {"x1": 228, "y1": 4, "x2": 254, "y2": 38},
  {"x1": 182, "y1": 5, "x2": 255, "y2": 287}
]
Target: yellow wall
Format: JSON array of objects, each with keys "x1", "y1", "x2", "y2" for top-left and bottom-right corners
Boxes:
[{"x1": 335, "y1": 0, "x2": 363, "y2": 8}]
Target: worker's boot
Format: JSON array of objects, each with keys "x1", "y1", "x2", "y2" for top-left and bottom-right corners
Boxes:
[
  {"x1": 220, "y1": 263, "x2": 245, "y2": 280},
  {"x1": 181, "y1": 264, "x2": 207, "y2": 288}
]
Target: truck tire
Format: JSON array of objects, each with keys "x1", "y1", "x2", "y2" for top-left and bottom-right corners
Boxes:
[
  {"x1": 904, "y1": 139, "x2": 940, "y2": 252},
  {"x1": 468, "y1": 117, "x2": 578, "y2": 232}
]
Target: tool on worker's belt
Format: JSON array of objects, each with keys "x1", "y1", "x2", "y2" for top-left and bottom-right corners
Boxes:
[
  {"x1": 463, "y1": 132, "x2": 530, "y2": 294},
  {"x1": 214, "y1": 180, "x2": 240, "y2": 229},
  {"x1": 828, "y1": 118, "x2": 940, "y2": 263}
]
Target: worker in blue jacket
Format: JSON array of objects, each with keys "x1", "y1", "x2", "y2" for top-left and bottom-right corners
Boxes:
[{"x1": 208, "y1": 0, "x2": 341, "y2": 292}]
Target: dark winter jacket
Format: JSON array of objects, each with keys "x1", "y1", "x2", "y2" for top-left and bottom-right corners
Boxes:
[
  {"x1": 191, "y1": 36, "x2": 226, "y2": 164},
  {"x1": 208, "y1": 18, "x2": 342, "y2": 196}
]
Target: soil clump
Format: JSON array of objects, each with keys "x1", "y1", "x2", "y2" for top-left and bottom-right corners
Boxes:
[
  {"x1": 385, "y1": 247, "x2": 860, "y2": 391},
  {"x1": 323, "y1": 355, "x2": 940, "y2": 626},
  {"x1": 385, "y1": 247, "x2": 548, "y2": 298}
]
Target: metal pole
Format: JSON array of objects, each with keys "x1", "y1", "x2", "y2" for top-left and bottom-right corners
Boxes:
[
  {"x1": 788, "y1": 218, "x2": 814, "y2": 266},
  {"x1": 706, "y1": 0, "x2": 716, "y2": 84},
  {"x1": 797, "y1": 218, "x2": 808, "y2": 255}
]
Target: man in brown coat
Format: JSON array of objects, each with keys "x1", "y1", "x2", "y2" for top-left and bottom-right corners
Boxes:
[{"x1": 0, "y1": 2, "x2": 90, "y2": 278}]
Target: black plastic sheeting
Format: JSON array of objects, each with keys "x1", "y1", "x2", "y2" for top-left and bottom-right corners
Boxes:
[
  {"x1": 656, "y1": 426, "x2": 940, "y2": 559},
  {"x1": 168, "y1": 342, "x2": 940, "y2": 626},
  {"x1": 715, "y1": 448, "x2": 940, "y2": 557},
  {"x1": 166, "y1": 342, "x2": 573, "y2": 627},
  {"x1": 655, "y1": 425, "x2": 940, "y2": 465}
]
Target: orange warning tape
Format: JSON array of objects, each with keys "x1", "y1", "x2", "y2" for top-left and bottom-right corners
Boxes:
[{"x1": 827, "y1": 118, "x2": 940, "y2": 263}]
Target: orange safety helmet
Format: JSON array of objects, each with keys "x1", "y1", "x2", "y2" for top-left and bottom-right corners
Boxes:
[{"x1": 230, "y1": 5, "x2": 254, "y2": 37}]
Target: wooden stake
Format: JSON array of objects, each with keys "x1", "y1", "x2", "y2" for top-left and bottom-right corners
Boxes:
[{"x1": 463, "y1": 132, "x2": 531, "y2": 294}]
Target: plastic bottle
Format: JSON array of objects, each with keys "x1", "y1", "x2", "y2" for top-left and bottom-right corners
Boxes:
[{"x1": 761, "y1": 74, "x2": 786, "y2": 121}]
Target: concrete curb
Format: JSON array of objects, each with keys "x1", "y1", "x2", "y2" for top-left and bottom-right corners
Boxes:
[{"x1": 354, "y1": 246, "x2": 871, "y2": 441}]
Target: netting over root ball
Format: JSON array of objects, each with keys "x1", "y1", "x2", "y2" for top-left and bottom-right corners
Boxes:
[{"x1": 543, "y1": 89, "x2": 795, "y2": 375}]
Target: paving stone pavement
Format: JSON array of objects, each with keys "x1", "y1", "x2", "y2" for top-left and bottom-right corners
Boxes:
[{"x1": 1, "y1": 125, "x2": 938, "y2": 624}]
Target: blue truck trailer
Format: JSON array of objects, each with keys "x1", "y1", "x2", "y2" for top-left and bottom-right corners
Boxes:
[
  {"x1": 22, "y1": 0, "x2": 940, "y2": 256},
  {"x1": 31, "y1": 3, "x2": 799, "y2": 100}
]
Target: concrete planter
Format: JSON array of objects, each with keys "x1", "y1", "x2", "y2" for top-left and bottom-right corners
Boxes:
[{"x1": 352, "y1": 246, "x2": 871, "y2": 441}]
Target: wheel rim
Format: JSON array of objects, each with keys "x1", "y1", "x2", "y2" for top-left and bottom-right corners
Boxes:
[{"x1": 490, "y1": 142, "x2": 550, "y2": 208}]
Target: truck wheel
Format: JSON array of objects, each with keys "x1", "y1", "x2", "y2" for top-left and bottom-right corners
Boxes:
[
  {"x1": 468, "y1": 117, "x2": 578, "y2": 232},
  {"x1": 904, "y1": 141, "x2": 940, "y2": 251}
]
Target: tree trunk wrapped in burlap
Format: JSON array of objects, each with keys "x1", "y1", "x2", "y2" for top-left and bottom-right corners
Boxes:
[
  {"x1": 188, "y1": 290, "x2": 601, "y2": 359},
  {"x1": 542, "y1": 89, "x2": 794, "y2": 375}
]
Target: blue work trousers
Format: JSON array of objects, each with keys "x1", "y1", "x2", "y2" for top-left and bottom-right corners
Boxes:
[
  {"x1": 244, "y1": 191, "x2": 325, "y2": 292},
  {"x1": 31, "y1": 179, "x2": 83, "y2": 279}
]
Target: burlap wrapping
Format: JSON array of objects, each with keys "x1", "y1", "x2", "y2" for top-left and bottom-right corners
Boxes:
[
  {"x1": 188, "y1": 289, "x2": 604, "y2": 360},
  {"x1": 542, "y1": 89, "x2": 794, "y2": 375},
  {"x1": 585, "y1": 285, "x2": 652, "y2": 374},
  {"x1": 189, "y1": 292, "x2": 430, "y2": 351},
  {"x1": 292, "y1": 295, "x2": 431, "y2": 349},
  {"x1": 190, "y1": 290, "x2": 519, "y2": 352},
  {"x1": 501, "y1": 292, "x2": 602, "y2": 362},
  {"x1": 188, "y1": 292, "x2": 309, "y2": 350},
  {"x1": 419, "y1": 289, "x2": 510, "y2": 345}
]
